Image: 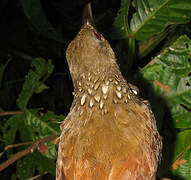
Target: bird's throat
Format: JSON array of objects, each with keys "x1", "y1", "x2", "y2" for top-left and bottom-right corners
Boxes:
[{"x1": 71, "y1": 65, "x2": 136, "y2": 117}]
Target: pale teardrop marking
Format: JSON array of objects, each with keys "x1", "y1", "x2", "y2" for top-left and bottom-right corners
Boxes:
[
  {"x1": 88, "y1": 76, "x2": 91, "y2": 81},
  {"x1": 90, "y1": 98, "x2": 94, "y2": 107},
  {"x1": 103, "y1": 94, "x2": 108, "y2": 100},
  {"x1": 113, "y1": 98, "x2": 118, "y2": 104},
  {"x1": 94, "y1": 82, "x2": 100, "y2": 91},
  {"x1": 79, "y1": 87, "x2": 82, "y2": 92},
  {"x1": 99, "y1": 100, "x2": 104, "y2": 109},
  {"x1": 132, "y1": 89, "x2": 138, "y2": 95},
  {"x1": 93, "y1": 76, "x2": 99, "y2": 83},
  {"x1": 90, "y1": 84, "x2": 94, "y2": 88},
  {"x1": 88, "y1": 88, "x2": 92, "y2": 95},
  {"x1": 80, "y1": 94, "x2": 87, "y2": 106},
  {"x1": 114, "y1": 81, "x2": 118, "y2": 85},
  {"x1": 116, "y1": 85, "x2": 122, "y2": 91},
  {"x1": 104, "y1": 108, "x2": 108, "y2": 114},
  {"x1": 116, "y1": 91, "x2": 122, "y2": 99},
  {"x1": 94, "y1": 94, "x2": 101, "y2": 102},
  {"x1": 106, "y1": 81, "x2": 109, "y2": 86},
  {"x1": 127, "y1": 94, "x2": 131, "y2": 99},
  {"x1": 78, "y1": 81, "x2": 82, "y2": 86},
  {"x1": 122, "y1": 87, "x2": 127, "y2": 93},
  {"x1": 102, "y1": 84, "x2": 109, "y2": 94}
]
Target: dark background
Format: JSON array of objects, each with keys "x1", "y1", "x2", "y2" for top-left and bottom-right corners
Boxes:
[{"x1": 0, "y1": 0, "x2": 191, "y2": 179}]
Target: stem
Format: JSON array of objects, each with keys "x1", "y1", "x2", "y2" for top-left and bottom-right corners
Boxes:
[
  {"x1": 0, "y1": 111, "x2": 24, "y2": 116},
  {"x1": 0, "y1": 134, "x2": 57, "y2": 172},
  {"x1": 128, "y1": 37, "x2": 135, "y2": 69},
  {"x1": 4, "y1": 141, "x2": 33, "y2": 151}
]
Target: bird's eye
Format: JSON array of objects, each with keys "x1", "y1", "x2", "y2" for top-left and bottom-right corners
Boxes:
[{"x1": 93, "y1": 32, "x2": 102, "y2": 41}]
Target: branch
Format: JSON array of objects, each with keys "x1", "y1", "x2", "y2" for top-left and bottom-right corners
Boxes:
[
  {"x1": 4, "y1": 141, "x2": 33, "y2": 151},
  {"x1": 0, "y1": 111, "x2": 24, "y2": 116},
  {"x1": 27, "y1": 172, "x2": 47, "y2": 180},
  {"x1": 0, "y1": 134, "x2": 57, "y2": 172}
]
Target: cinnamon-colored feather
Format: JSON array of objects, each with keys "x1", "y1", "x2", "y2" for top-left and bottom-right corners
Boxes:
[{"x1": 56, "y1": 3, "x2": 162, "y2": 180}]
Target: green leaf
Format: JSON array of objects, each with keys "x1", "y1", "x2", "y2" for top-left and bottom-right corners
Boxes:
[
  {"x1": 138, "y1": 24, "x2": 179, "y2": 58},
  {"x1": 2, "y1": 111, "x2": 59, "y2": 177},
  {"x1": 140, "y1": 35, "x2": 191, "y2": 128},
  {"x1": 25, "y1": 109, "x2": 64, "y2": 159},
  {"x1": 111, "y1": 0, "x2": 191, "y2": 60},
  {"x1": 16, "y1": 151, "x2": 56, "y2": 179},
  {"x1": 111, "y1": 0, "x2": 136, "y2": 66},
  {"x1": 130, "y1": 0, "x2": 191, "y2": 40},
  {"x1": 2, "y1": 115, "x2": 22, "y2": 147},
  {"x1": 11, "y1": 174, "x2": 17, "y2": 180},
  {"x1": 2, "y1": 114, "x2": 31, "y2": 157},
  {"x1": 17, "y1": 58, "x2": 54, "y2": 110},
  {"x1": 111, "y1": 0, "x2": 131, "y2": 39},
  {"x1": 25, "y1": 109, "x2": 62, "y2": 137},
  {"x1": 34, "y1": 82, "x2": 49, "y2": 94},
  {"x1": 34, "y1": 151, "x2": 56, "y2": 176},
  {"x1": 0, "y1": 58, "x2": 11, "y2": 88},
  {"x1": 171, "y1": 129, "x2": 191, "y2": 179},
  {"x1": 19, "y1": 0, "x2": 64, "y2": 43},
  {"x1": 16, "y1": 154, "x2": 35, "y2": 180}
]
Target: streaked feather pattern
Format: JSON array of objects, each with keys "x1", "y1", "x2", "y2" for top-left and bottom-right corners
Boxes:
[{"x1": 56, "y1": 3, "x2": 162, "y2": 179}]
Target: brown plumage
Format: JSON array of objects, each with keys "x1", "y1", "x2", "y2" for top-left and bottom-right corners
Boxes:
[{"x1": 56, "y1": 3, "x2": 162, "y2": 180}]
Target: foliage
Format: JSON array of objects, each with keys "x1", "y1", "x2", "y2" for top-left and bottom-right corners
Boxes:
[
  {"x1": 1, "y1": 58, "x2": 64, "y2": 179},
  {"x1": 0, "y1": 0, "x2": 191, "y2": 179},
  {"x1": 17, "y1": 58, "x2": 54, "y2": 110}
]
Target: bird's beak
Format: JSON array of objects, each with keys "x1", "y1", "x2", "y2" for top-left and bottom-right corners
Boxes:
[{"x1": 82, "y1": 2, "x2": 95, "y2": 28}]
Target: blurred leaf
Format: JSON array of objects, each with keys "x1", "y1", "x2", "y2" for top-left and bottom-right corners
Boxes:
[
  {"x1": 20, "y1": 0, "x2": 64, "y2": 43},
  {"x1": 16, "y1": 151, "x2": 56, "y2": 179},
  {"x1": 110, "y1": 0, "x2": 131, "y2": 39},
  {"x1": 111, "y1": 0, "x2": 191, "y2": 61},
  {"x1": 25, "y1": 109, "x2": 62, "y2": 137},
  {"x1": 17, "y1": 58, "x2": 54, "y2": 110},
  {"x1": 140, "y1": 35, "x2": 191, "y2": 128},
  {"x1": 0, "y1": 58, "x2": 11, "y2": 88},
  {"x1": 25, "y1": 109, "x2": 64, "y2": 159},
  {"x1": 2, "y1": 113, "x2": 31, "y2": 157},
  {"x1": 130, "y1": 0, "x2": 191, "y2": 40},
  {"x1": 34, "y1": 82, "x2": 49, "y2": 94},
  {"x1": 138, "y1": 25, "x2": 178, "y2": 58},
  {"x1": 16, "y1": 154, "x2": 35, "y2": 180},
  {"x1": 111, "y1": 0, "x2": 136, "y2": 66},
  {"x1": 34, "y1": 151, "x2": 56, "y2": 176},
  {"x1": 3, "y1": 115, "x2": 21, "y2": 149},
  {"x1": 2, "y1": 109, "x2": 61, "y2": 177},
  {"x1": 11, "y1": 174, "x2": 17, "y2": 180},
  {"x1": 171, "y1": 129, "x2": 191, "y2": 179}
]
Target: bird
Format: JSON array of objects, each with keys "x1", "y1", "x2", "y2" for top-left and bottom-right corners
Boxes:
[{"x1": 56, "y1": 3, "x2": 162, "y2": 180}]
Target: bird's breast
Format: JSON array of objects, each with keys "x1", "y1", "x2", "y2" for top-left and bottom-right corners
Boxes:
[
  {"x1": 58, "y1": 86, "x2": 160, "y2": 179},
  {"x1": 57, "y1": 72, "x2": 161, "y2": 180}
]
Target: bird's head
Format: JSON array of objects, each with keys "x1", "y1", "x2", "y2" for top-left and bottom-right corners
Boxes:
[{"x1": 66, "y1": 3, "x2": 116, "y2": 81}]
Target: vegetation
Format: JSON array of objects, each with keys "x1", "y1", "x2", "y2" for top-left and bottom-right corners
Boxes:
[{"x1": 0, "y1": 0, "x2": 191, "y2": 179}]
